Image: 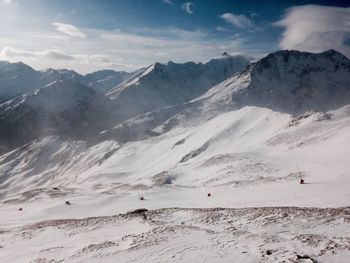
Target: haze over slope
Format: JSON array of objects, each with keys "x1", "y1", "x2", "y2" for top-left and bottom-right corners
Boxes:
[
  {"x1": 0, "y1": 49, "x2": 349, "y2": 199},
  {"x1": 0, "y1": 54, "x2": 250, "y2": 151},
  {"x1": 0, "y1": 80, "x2": 113, "y2": 150}
]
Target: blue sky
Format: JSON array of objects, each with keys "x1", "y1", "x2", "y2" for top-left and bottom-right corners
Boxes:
[{"x1": 0, "y1": 0, "x2": 349, "y2": 73}]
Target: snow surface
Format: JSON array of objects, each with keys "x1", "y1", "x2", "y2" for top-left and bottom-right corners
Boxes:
[
  {"x1": 1, "y1": 207, "x2": 350, "y2": 263},
  {"x1": 1, "y1": 103, "x2": 350, "y2": 261}
]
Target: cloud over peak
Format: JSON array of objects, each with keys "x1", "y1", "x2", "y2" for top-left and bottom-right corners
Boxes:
[
  {"x1": 52, "y1": 22, "x2": 87, "y2": 39},
  {"x1": 275, "y1": 5, "x2": 350, "y2": 57}
]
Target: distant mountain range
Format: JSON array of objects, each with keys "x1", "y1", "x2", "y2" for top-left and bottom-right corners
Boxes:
[
  {"x1": 0, "y1": 61, "x2": 131, "y2": 102},
  {"x1": 0, "y1": 49, "x2": 349, "y2": 153},
  {"x1": 0, "y1": 53, "x2": 250, "y2": 151},
  {"x1": 1, "y1": 49, "x2": 350, "y2": 227}
]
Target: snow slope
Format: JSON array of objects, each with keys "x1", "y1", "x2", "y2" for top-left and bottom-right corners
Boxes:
[
  {"x1": 101, "y1": 49, "x2": 350, "y2": 143},
  {"x1": 0, "y1": 104, "x2": 350, "y2": 262},
  {"x1": 1, "y1": 104, "x2": 350, "y2": 214},
  {"x1": 1, "y1": 50, "x2": 349, "y2": 208}
]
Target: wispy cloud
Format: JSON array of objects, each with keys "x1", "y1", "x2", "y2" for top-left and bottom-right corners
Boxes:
[
  {"x1": 220, "y1": 13, "x2": 254, "y2": 29},
  {"x1": 181, "y1": 2, "x2": 195, "y2": 15},
  {"x1": 0, "y1": 22, "x2": 253, "y2": 73},
  {"x1": 216, "y1": 26, "x2": 228, "y2": 32},
  {"x1": 162, "y1": 0, "x2": 173, "y2": 6},
  {"x1": 275, "y1": 5, "x2": 350, "y2": 57},
  {"x1": 250, "y1": 12, "x2": 260, "y2": 18},
  {"x1": 0, "y1": 0, "x2": 268, "y2": 73},
  {"x1": 52, "y1": 22, "x2": 87, "y2": 39},
  {"x1": 1, "y1": 0, "x2": 13, "y2": 4},
  {"x1": 0, "y1": 46, "x2": 141, "y2": 72},
  {"x1": 0, "y1": 47, "x2": 74, "y2": 60},
  {"x1": 0, "y1": 24, "x2": 257, "y2": 73}
]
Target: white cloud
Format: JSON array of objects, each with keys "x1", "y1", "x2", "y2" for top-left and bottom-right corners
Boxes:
[
  {"x1": 275, "y1": 5, "x2": 350, "y2": 57},
  {"x1": 216, "y1": 26, "x2": 228, "y2": 32},
  {"x1": 1, "y1": 0, "x2": 13, "y2": 4},
  {"x1": 97, "y1": 27, "x2": 244, "y2": 58},
  {"x1": 162, "y1": 0, "x2": 173, "y2": 6},
  {"x1": 250, "y1": 12, "x2": 260, "y2": 18},
  {"x1": 0, "y1": 46, "x2": 141, "y2": 73},
  {"x1": 0, "y1": 23, "x2": 253, "y2": 73},
  {"x1": 0, "y1": 0, "x2": 18, "y2": 5},
  {"x1": 52, "y1": 22, "x2": 87, "y2": 39},
  {"x1": 0, "y1": 24, "x2": 253, "y2": 73},
  {"x1": 220, "y1": 13, "x2": 253, "y2": 29},
  {"x1": 181, "y1": 2, "x2": 195, "y2": 15},
  {"x1": 155, "y1": 51, "x2": 168, "y2": 57},
  {"x1": 0, "y1": 47, "x2": 74, "y2": 60}
]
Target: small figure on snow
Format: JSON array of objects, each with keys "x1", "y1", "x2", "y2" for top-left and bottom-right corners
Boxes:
[{"x1": 296, "y1": 166, "x2": 305, "y2": 184}]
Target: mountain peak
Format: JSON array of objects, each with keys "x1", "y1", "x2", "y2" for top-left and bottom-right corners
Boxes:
[
  {"x1": 0, "y1": 60, "x2": 35, "y2": 72},
  {"x1": 221, "y1": 51, "x2": 229, "y2": 56},
  {"x1": 320, "y1": 49, "x2": 349, "y2": 60},
  {"x1": 252, "y1": 49, "x2": 350, "y2": 75}
]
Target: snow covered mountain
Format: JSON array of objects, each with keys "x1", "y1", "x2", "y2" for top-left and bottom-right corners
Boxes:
[
  {"x1": 0, "y1": 54, "x2": 250, "y2": 151},
  {"x1": 201, "y1": 49, "x2": 350, "y2": 114},
  {"x1": 0, "y1": 61, "x2": 41, "y2": 102},
  {"x1": 1, "y1": 50, "x2": 350, "y2": 262},
  {"x1": 101, "y1": 49, "x2": 350, "y2": 143},
  {"x1": 39, "y1": 68, "x2": 84, "y2": 85},
  {"x1": 1, "y1": 49, "x2": 349, "y2": 190},
  {"x1": 1, "y1": 50, "x2": 349, "y2": 150},
  {"x1": 107, "y1": 53, "x2": 250, "y2": 120},
  {"x1": 84, "y1": 70, "x2": 131, "y2": 93},
  {"x1": 0, "y1": 61, "x2": 130, "y2": 102},
  {"x1": 0, "y1": 80, "x2": 113, "y2": 151}
]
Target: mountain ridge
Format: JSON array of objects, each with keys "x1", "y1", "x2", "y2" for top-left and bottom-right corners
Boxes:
[
  {"x1": 1, "y1": 49, "x2": 350, "y2": 151},
  {"x1": 107, "y1": 53, "x2": 250, "y2": 120}
]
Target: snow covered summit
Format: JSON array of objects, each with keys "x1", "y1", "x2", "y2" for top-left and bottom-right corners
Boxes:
[
  {"x1": 201, "y1": 49, "x2": 350, "y2": 114},
  {"x1": 107, "y1": 54, "x2": 250, "y2": 120}
]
